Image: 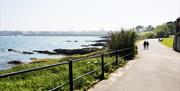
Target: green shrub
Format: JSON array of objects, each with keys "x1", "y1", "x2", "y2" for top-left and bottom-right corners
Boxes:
[
  {"x1": 144, "y1": 31, "x2": 156, "y2": 38},
  {"x1": 108, "y1": 30, "x2": 137, "y2": 59},
  {"x1": 136, "y1": 32, "x2": 146, "y2": 40},
  {"x1": 108, "y1": 30, "x2": 136, "y2": 50},
  {"x1": 137, "y1": 31, "x2": 156, "y2": 39}
]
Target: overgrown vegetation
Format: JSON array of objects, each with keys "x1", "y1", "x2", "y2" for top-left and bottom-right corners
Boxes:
[
  {"x1": 108, "y1": 30, "x2": 136, "y2": 50},
  {"x1": 0, "y1": 50, "x2": 127, "y2": 91},
  {"x1": 108, "y1": 30, "x2": 137, "y2": 59},
  {"x1": 0, "y1": 30, "x2": 137, "y2": 90}
]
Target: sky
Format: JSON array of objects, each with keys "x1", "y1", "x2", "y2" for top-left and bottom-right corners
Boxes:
[{"x1": 0, "y1": 0, "x2": 179, "y2": 31}]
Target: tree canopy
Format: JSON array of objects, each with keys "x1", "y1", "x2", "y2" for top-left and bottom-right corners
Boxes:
[
  {"x1": 154, "y1": 24, "x2": 170, "y2": 38},
  {"x1": 135, "y1": 25, "x2": 144, "y2": 32},
  {"x1": 145, "y1": 25, "x2": 154, "y2": 31}
]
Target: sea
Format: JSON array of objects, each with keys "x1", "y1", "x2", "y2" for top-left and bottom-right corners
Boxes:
[{"x1": 0, "y1": 36, "x2": 102, "y2": 70}]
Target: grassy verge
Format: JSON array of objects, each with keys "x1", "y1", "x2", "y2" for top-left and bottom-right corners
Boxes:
[
  {"x1": 161, "y1": 37, "x2": 174, "y2": 48},
  {"x1": 0, "y1": 49, "x2": 128, "y2": 91}
]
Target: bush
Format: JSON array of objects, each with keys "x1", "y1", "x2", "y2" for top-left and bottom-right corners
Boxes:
[
  {"x1": 108, "y1": 30, "x2": 137, "y2": 59},
  {"x1": 108, "y1": 30, "x2": 136, "y2": 50},
  {"x1": 136, "y1": 32, "x2": 146, "y2": 40},
  {"x1": 144, "y1": 31, "x2": 157, "y2": 39},
  {"x1": 137, "y1": 31, "x2": 156, "y2": 39}
]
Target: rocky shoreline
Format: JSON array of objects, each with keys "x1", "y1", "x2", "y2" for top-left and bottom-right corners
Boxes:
[
  {"x1": 7, "y1": 48, "x2": 100, "y2": 64},
  {"x1": 6, "y1": 38, "x2": 109, "y2": 65},
  {"x1": 8, "y1": 48, "x2": 100, "y2": 55}
]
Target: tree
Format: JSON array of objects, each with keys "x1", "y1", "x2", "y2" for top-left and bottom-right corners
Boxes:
[
  {"x1": 135, "y1": 25, "x2": 144, "y2": 32},
  {"x1": 145, "y1": 25, "x2": 154, "y2": 31},
  {"x1": 166, "y1": 21, "x2": 176, "y2": 35},
  {"x1": 154, "y1": 24, "x2": 170, "y2": 38}
]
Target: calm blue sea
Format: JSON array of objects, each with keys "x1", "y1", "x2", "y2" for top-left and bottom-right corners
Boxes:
[{"x1": 0, "y1": 36, "x2": 102, "y2": 70}]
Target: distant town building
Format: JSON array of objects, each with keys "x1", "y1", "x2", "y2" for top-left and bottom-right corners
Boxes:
[{"x1": 173, "y1": 17, "x2": 180, "y2": 52}]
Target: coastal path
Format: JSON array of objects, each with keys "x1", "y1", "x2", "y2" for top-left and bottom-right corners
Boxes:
[{"x1": 89, "y1": 39, "x2": 180, "y2": 91}]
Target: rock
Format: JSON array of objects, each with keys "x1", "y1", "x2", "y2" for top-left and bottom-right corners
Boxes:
[
  {"x1": 22, "y1": 51, "x2": 34, "y2": 54},
  {"x1": 90, "y1": 43, "x2": 106, "y2": 46},
  {"x1": 8, "y1": 49, "x2": 33, "y2": 54},
  {"x1": 81, "y1": 45, "x2": 89, "y2": 47},
  {"x1": 100, "y1": 36, "x2": 110, "y2": 38},
  {"x1": 8, "y1": 60, "x2": 23, "y2": 64},
  {"x1": 8, "y1": 49, "x2": 17, "y2": 52},
  {"x1": 53, "y1": 48, "x2": 99, "y2": 55},
  {"x1": 33, "y1": 50, "x2": 57, "y2": 55},
  {"x1": 33, "y1": 48, "x2": 99, "y2": 55},
  {"x1": 95, "y1": 39, "x2": 109, "y2": 42},
  {"x1": 30, "y1": 58, "x2": 37, "y2": 60},
  {"x1": 8, "y1": 49, "x2": 14, "y2": 51},
  {"x1": 74, "y1": 40, "x2": 78, "y2": 42},
  {"x1": 65, "y1": 40, "x2": 71, "y2": 42}
]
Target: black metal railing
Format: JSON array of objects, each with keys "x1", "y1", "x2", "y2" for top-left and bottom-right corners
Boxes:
[{"x1": 0, "y1": 47, "x2": 135, "y2": 91}]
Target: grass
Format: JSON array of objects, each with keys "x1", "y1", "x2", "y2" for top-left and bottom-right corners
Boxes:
[
  {"x1": 0, "y1": 49, "x2": 128, "y2": 91},
  {"x1": 0, "y1": 30, "x2": 137, "y2": 91},
  {"x1": 161, "y1": 37, "x2": 174, "y2": 48}
]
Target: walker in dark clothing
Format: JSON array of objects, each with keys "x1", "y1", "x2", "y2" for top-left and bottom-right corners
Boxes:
[{"x1": 143, "y1": 41, "x2": 150, "y2": 50}]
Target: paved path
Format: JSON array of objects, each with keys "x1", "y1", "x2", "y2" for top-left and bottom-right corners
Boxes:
[{"x1": 89, "y1": 39, "x2": 180, "y2": 91}]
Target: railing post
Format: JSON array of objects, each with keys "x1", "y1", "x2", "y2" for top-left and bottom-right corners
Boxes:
[
  {"x1": 115, "y1": 50, "x2": 118, "y2": 66},
  {"x1": 69, "y1": 61, "x2": 73, "y2": 91},
  {"x1": 101, "y1": 54, "x2": 104, "y2": 80}
]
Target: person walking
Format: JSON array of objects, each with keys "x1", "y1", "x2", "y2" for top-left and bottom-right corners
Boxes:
[
  {"x1": 143, "y1": 41, "x2": 147, "y2": 50},
  {"x1": 146, "y1": 41, "x2": 149, "y2": 50}
]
